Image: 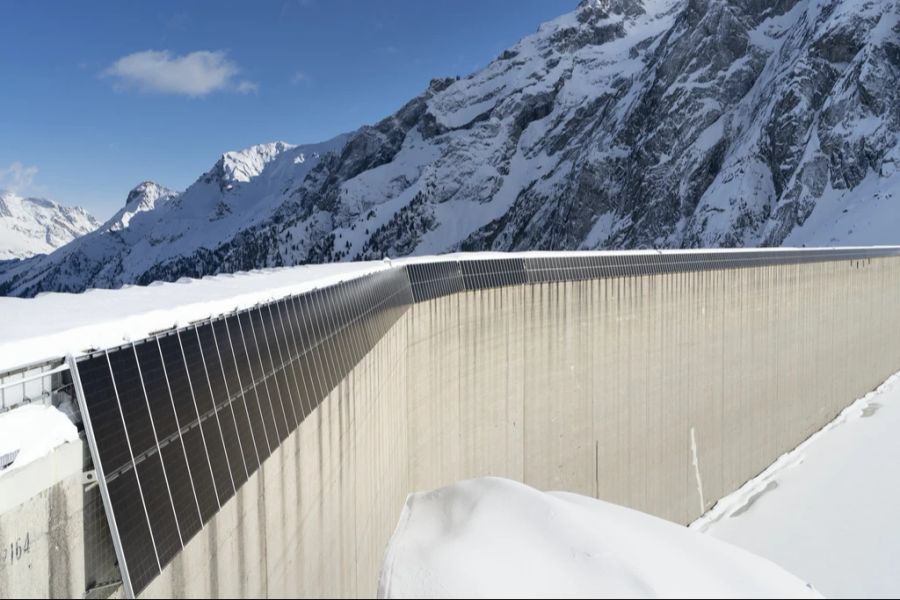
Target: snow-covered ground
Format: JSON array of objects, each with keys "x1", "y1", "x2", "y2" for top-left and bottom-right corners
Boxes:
[
  {"x1": 382, "y1": 369, "x2": 900, "y2": 598},
  {"x1": 694, "y1": 371, "x2": 900, "y2": 598},
  {"x1": 0, "y1": 403, "x2": 77, "y2": 476},
  {"x1": 379, "y1": 477, "x2": 820, "y2": 599},
  {"x1": 0, "y1": 260, "x2": 393, "y2": 374},
  {"x1": 2, "y1": 246, "x2": 891, "y2": 374}
]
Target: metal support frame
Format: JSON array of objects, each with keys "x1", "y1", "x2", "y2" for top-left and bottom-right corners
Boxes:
[
  {"x1": 66, "y1": 354, "x2": 136, "y2": 599},
  {"x1": 0, "y1": 362, "x2": 70, "y2": 392},
  {"x1": 81, "y1": 469, "x2": 98, "y2": 488}
]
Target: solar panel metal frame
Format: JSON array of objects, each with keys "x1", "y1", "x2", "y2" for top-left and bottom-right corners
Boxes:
[{"x1": 68, "y1": 354, "x2": 137, "y2": 599}]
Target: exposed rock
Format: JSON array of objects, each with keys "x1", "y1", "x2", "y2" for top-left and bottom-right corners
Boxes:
[{"x1": 2, "y1": 0, "x2": 898, "y2": 296}]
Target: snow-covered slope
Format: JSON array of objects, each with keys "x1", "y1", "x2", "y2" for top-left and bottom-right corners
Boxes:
[
  {"x1": 378, "y1": 477, "x2": 820, "y2": 598},
  {"x1": 0, "y1": 137, "x2": 346, "y2": 295},
  {"x1": 2, "y1": 0, "x2": 898, "y2": 296},
  {"x1": 0, "y1": 190, "x2": 98, "y2": 260},
  {"x1": 694, "y1": 370, "x2": 900, "y2": 597}
]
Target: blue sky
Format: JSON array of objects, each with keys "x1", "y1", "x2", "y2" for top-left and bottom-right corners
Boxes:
[{"x1": 0, "y1": 0, "x2": 571, "y2": 219}]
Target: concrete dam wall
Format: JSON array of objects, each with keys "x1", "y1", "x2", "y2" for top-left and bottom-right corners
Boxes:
[{"x1": 4, "y1": 249, "x2": 900, "y2": 598}]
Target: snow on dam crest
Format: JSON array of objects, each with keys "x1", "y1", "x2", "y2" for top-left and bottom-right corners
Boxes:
[{"x1": 2, "y1": 248, "x2": 900, "y2": 597}]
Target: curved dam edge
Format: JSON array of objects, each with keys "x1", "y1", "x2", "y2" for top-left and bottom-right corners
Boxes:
[
  {"x1": 146, "y1": 255, "x2": 900, "y2": 597},
  {"x1": 2, "y1": 249, "x2": 900, "y2": 598}
]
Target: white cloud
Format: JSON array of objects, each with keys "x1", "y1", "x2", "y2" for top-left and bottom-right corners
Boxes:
[
  {"x1": 102, "y1": 50, "x2": 257, "y2": 97},
  {"x1": 0, "y1": 162, "x2": 38, "y2": 193},
  {"x1": 236, "y1": 80, "x2": 259, "y2": 94},
  {"x1": 291, "y1": 71, "x2": 312, "y2": 86}
]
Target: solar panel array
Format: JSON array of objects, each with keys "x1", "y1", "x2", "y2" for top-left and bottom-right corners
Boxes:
[
  {"x1": 72, "y1": 268, "x2": 411, "y2": 596},
  {"x1": 72, "y1": 247, "x2": 900, "y2": 596},
  {"x1": 404, "y1": 248, "x2": 900, "y2": 294}
]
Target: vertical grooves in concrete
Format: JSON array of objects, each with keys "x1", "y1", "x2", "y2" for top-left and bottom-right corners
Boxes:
[{"x1": 111, "y1": 254, "x2": 900, "y2": 599}]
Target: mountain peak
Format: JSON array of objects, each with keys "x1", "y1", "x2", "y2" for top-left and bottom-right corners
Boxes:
[
  {"x1": 219, "y1": 141, "x2": 297, "y2": 184},
  {"x1": 106, "y1": 181, "x2": 178, "y2": 232},
  {"x1": 125, "y1": 181, "x2": 177, "y2": 207},
  {"x1": 0, "y1": 191, "x2": 97, "y2": 260}
]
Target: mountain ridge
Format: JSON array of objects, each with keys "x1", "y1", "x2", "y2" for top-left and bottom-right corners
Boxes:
[
  {"x1": 1, "y1": 0, "x2": 897, "y2": 296},
  {"x1": 0, "y1": 190, "x2": 99, "y2": 260}
]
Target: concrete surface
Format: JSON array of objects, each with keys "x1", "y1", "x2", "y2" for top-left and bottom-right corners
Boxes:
[
  {"x1": 0, "y1": 440, "x2": 84, "y2": 598},
  {"x1": 144, "y1": 256, "x2": 900, "y2": 597},
  {"x1": 4, "y1": 255, "x2": 900, "y2": 598}
]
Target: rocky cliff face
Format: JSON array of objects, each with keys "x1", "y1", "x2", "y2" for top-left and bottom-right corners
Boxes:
[
  {"x1": 0, "y1": 190, "x2": 98, "y2": 260},
  {"x1": 1, "y1": 0, "x2": 897, "y2": 296}
]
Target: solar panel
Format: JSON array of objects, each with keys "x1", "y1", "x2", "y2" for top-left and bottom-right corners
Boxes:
[
  {"x1": 70, "y1": 267, "x2": 421, "y2": 596},
  {"x1": 240, "y1": 310, "x2": 282, "y2": 448},
  {"x1": 133, "y1": 340, "x2": 202, "y2": 545},
  {"x1": 211, "y1": 317, "x2": 260, "y2": 477},
  {"x1": 105, "y1": 468, "x2": 159, "y2": 593},
  {"x1": 180, "y1": 329, "x2": 235, "y2": 506},
  {"x1": 296, "y1": 293, "x2": 327, "y2": 405},
  {"x1": 227, "y1": 314, "x2": 272, "y2": 462},
  {"x1": 197, "y1": 322, "x2": 250, "y2": 488},
  {"x1": 77, "y1": 354, "x2": 131, "y2": 476},
  {"x1": 134, "y1": 451, "x2": 181, "y2": 567},
  {"x1": 106, "y1": 348, "x2": 156, "y2": 459},
  {"x1": 309, "y1": 289, "x2": 338, "y2": 395},
  {"x1": 282, "y1": 297, "x2": 316, "y2": 419},
  {"x1": 156, "y1": 334, "x2": 220, "y2": 525},
  {"x1": 407, "y1": 261, "x2": 465, "y2": 301},
  {"x1": 265, "y1": 305, "x2": 297, "y2": 438},
  {"x1": 273, "y1": 301, "x2": 306, "y2": 424}
]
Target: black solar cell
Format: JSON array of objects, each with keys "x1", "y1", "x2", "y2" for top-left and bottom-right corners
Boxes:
[
  {"x1": 157, "y1": 334, "x2": 197, "y2": 429},
  {"x1": 107, "y1": 348, "x2": 157, "y2": 459},
  {"x1": 284, "y1": 299, "x2": 316, "y2": 419},
  {"x1": 312, "y1": 289, "x2": 339, "y2": 395},
  {"x1": 212, "y1": 318, "x2": 259, "y2": 478},
  {"x1": 227, "y1": 315, "x2": 272, "y2": 461},
  {"x1": 240, "y1": 311, "x2": 282, "y2": 445},
  {"x1": 106, "y1": 469, "x2": 159, "y2": 593},
  {"x1": 213, "y1": 318, "x2": 241, "y2": 397},
  {"x1": 180, "y1": 330, "x2": 234, "y2": 504},
  {"x1": 133, "y1": 341, "x2": 178, "y2": 441},
  {"x1": 230, "y1": 391, "x2": 262, "y2": 476},
  {"x1": 255, "y1": 308, "x2": 292, "y2": 440},
  {"x1": 78, "y1": 353, "x2": 131, "y2": 475},
  {"x1": 158, "y1": 439, "x2": 202, "y2": 545},
  {"x1": 180, "y1": 423, "x2": 218, "y2": 524},
  {"x1": 293, "y1": 295, "x2": 325, "y2": 405},
  {"x1": 249, "y1": 309, "x2": 274, "y2": 380},
  {"x1": 196, "y1": 324, "x2": 227, "y2": 404},
  {"x1": 242, "y1": 384, "x2": 271, "y2": 463},
  {"x1": 133, "y1": 451, "x2": 181, "y2": 567},
  {"x1": 225, "y1": 315, "x2": 254, "y2": 395},
  {"x1": 273, "y1": 301, "x2": 305, "y2": 425}
]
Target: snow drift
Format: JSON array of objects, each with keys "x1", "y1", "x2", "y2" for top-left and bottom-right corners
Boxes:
[
  {"x1": 0, "y1": 403, "x2": 78, "y2": 476},
  {"x1": 378, "y1": 477, "x2": 821, "y2": 599}
]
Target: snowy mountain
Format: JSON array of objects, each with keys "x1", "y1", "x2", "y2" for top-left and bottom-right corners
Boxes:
[
  {"x1": 0, "y1": 190, "x2": 98, "y2": 260},
  {"x1": 1, "y1": 0, "x2": 898, "y2": 296}
]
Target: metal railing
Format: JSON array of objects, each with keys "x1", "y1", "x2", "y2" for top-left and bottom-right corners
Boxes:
[{"x1": 0, "y1": 358, "x2": 72, "y2": 413}]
